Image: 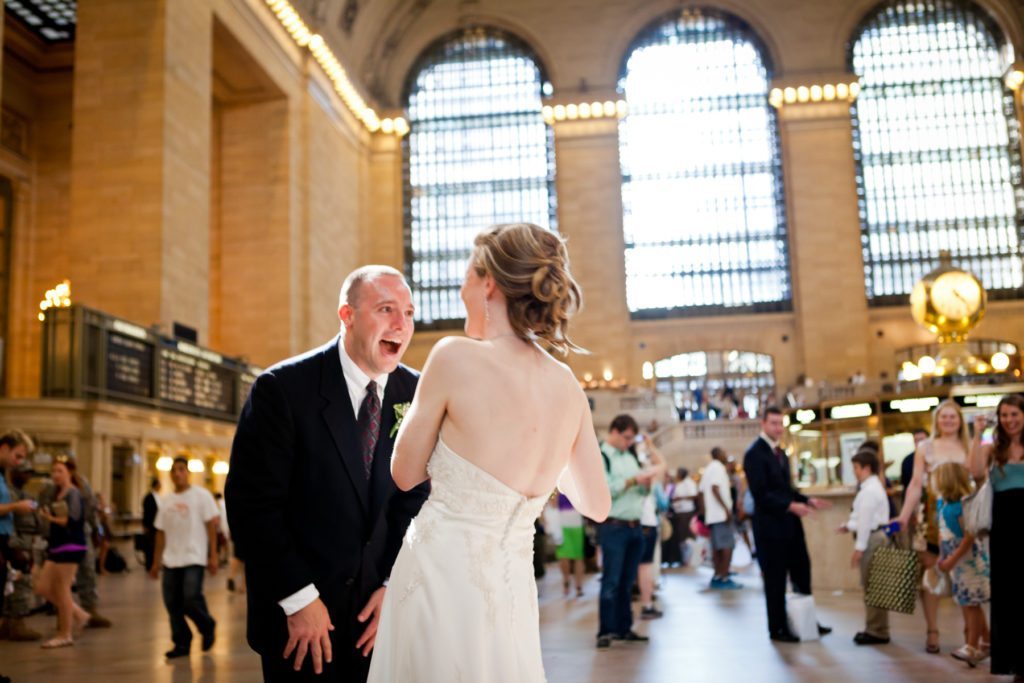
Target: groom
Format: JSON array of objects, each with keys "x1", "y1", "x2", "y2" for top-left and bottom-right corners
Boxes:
[{"x1": 226, "y1": 266, "x2": 430, "y2": 682}]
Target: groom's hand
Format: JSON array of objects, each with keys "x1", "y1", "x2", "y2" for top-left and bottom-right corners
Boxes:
[
  {"x1": 284, "y1": 598, "x2": 334, "y2": 674},
  {"x1": 355, "y1": 587, "x2": 386, "y2": 657}
]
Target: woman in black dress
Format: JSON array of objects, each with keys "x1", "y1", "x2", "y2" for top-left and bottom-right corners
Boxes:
[{"x1": 969, "y1": 394, "x2": 1024, "y2": 679}]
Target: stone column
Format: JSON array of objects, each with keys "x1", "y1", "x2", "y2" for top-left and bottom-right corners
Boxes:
[
  {"x1": 552, "y1": 116, "x2": 633, "y2": 382},
  {"x1": 69, "y1": 0, "x2": 212, "y2": 339},
  {"x1": 364, "y1": 128, "x2": 404, "y2": 269},
  {"x1": 777, "y1": 83, "x2": 870, "y2": 383}
]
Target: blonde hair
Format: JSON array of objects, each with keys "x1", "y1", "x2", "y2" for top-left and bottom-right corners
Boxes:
[
  {"x1": 472, "y1": 223, "x2": 583, "y2": 355},
  {"x1": 930, "y1": 399, "x2": 969, "y2": 454},
  {"x1": 932, "y1": 462, "x2": 972, "y2": 503}
]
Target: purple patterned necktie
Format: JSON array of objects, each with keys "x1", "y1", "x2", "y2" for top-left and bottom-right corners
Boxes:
[
  {"x1": 774, "y1": 446, "x2": 786, "y2": 467},
  {"x1": 358, "y1": 380, "x2": 381, "y2": 479}
]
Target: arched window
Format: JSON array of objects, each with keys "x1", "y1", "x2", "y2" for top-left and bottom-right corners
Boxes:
[
  {"x1": 619, "y1": 8, "x2": 790, "y2": 318},
  {"x1": 403, "y1": 28, "x2": 555, "y2": 328},
  {"x1": 850, "y1": 0, "x2": 1024, "y2": 304}
]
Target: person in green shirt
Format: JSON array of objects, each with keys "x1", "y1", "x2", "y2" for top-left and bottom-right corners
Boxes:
[{"x1": 596, "y1": 414, "x2": 661, "y2": 649}]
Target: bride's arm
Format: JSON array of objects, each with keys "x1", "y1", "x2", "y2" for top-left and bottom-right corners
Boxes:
[
  {"x1": 558, "y1": 389, "x2": 611, "y2": 522},
  {"x1": 391, "y1": 339, "x2": 453, "y2": 491}
]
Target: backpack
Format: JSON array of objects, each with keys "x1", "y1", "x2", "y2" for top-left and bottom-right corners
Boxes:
[{"x1": 600, "y1": 445, "x2": 641, "y2": 472}]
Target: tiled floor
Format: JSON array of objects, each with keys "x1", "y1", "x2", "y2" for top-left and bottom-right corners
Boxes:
[{"x1": 0, "y1": 550, "x2": 1006, "y2": 682}]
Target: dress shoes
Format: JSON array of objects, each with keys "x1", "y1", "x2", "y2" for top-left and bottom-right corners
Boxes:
[
  {"x1": 614, "y1": 631, "x2": 649, "y2": 642},
  {"x1": 596, "y1": 635, "x2": 612, "y2": 649},
  {"x1": 853, "y1": 632, "x2": 890, "y2": 645},
  {"x1": 770, "y1": 631, "x2": 800, "y2": 643},
  {"x1": 202, "y1": 623, "x2": 216, "y2": 652},
  {"x1": 817, "y1": 624, "x2": 832, "y2": 636},
  {"x1": 165, "y1": 647, "x2": 190, "y2": 659}
]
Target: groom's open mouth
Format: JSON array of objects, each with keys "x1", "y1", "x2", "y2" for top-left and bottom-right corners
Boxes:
[{"x1": 380, "y1": 338, "x2": 402, "y2": 356}]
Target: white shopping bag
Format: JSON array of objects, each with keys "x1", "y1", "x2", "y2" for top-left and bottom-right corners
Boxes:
[{"x1": 786, "y1": 594, "x2": 819, "y2": 642}]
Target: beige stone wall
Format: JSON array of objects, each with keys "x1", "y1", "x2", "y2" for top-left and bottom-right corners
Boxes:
[{"x1": 5, "y1": 0, "x2": 1024, "y2": 398}]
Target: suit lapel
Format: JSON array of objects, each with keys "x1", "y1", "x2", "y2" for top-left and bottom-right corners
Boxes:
[
  {"x1": 319, "y1": 337, "x2": 369, "y2": 514},
  {"x1": 369, "y1": 374, "x2": 404, "y2": 523}
]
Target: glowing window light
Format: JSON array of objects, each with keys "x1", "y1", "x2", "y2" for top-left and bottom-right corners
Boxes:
[
  {"x1": 850, "y1": 0, "x2": 1024, "y2": 303},
  {"x1": 404, "y1": 28, "x2": 556, "y2": 328},
  {"x1": 618, "y1": 8, "x2": 790, "y2": 316}
]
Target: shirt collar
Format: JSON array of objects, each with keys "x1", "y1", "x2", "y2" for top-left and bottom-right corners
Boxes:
[
  {"x1": 338, "y1": 336, "x2": 388, "y2": 397},
  {"x1": 759, "y1": 432, "x2": 780, "y2": 450},
  {"x1": 860, "y1": 474, "x2": 883, "y2": 491}
]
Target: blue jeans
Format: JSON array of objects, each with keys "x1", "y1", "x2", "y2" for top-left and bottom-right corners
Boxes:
[
  {"x1": 598, "y1": 523, "x2": 644, "y2": 637},
  {"x1": 161, "y1": 565, "x2": 215, "y2": 650}
]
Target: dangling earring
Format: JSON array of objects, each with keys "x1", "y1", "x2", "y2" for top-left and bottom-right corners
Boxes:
[{"x1": 483, "y1": 295, "x2": 491, "y2": 337}]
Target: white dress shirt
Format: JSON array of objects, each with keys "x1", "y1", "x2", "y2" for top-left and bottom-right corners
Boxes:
[
  {"x1": 846, "y1": 475, "x2": 890, "y2": 552},
  {"x1": 277, "y1": 337, "x2": 390, "y2": 616}
]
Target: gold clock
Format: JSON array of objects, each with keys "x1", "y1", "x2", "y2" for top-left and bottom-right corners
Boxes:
[{"x1": 910, "y1": 251, "x2": 987, "y2": 343}]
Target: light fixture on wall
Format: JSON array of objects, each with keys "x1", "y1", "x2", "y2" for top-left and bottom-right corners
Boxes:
[
  {"x1": 542, "y1": 100, "x2": 627, "y2": 124},
  {"x1": 187, "y1": 458, "x2": 205, "y2": 473},
  {"x1": 264, "y1": 1, "x2": 408, "y2": 137},
  {"x1": 1004, "y1": 65, "x2": 1024, "y2": 91},
  {"x1": 155, "y1": 456, "x2": 173, "y2": 472},
  {"x1": 38, "y1": 280, "x2": 72, "y2": 321},
  {"x1": 769, "y1": 81, "x2": 860, "y2": 109},
  {"x1": 211, "y1": 461, "x2": 230, "y2": 475}
]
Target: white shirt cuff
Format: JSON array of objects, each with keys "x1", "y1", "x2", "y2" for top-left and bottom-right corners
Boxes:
[{"x1": 279, "y1": 584, "x2": 319, "y2": 616}]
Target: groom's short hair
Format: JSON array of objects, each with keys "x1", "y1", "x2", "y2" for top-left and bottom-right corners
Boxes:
[{"x1": 339, "y1": 265, "x2": 406, "y2": 308}]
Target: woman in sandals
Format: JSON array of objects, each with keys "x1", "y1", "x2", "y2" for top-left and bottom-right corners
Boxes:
[
  {"x1": 893, "y1": 399, "x2": 970, "y2": 654},
  {"x1": 34, "y1": 456, "x2": 91, "y2": 648}
]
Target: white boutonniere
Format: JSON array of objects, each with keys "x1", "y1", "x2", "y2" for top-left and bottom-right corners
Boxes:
[{"x1": 390, "y1": 402, "x2": 412, "y2": 438}]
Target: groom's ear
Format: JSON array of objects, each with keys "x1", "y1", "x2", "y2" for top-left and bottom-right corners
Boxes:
[{"x1": 339, "y1": 303, "x2": 354, "y2": 329}]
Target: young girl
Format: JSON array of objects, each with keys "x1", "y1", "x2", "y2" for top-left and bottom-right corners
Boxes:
[{"x1": 934, "y1": 462, "x2": 990, "y2": 667}]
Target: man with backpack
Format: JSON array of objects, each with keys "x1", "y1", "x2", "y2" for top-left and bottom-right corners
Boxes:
[{"x1": 595, "y1": 414, "x2": 661, "y2": 650}]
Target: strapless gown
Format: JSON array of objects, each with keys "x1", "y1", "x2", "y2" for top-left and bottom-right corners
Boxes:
[{"x1": 367, "y1": 438, "x2": 550, "y2": 682}]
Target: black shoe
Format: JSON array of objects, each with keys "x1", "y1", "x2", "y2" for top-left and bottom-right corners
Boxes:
[
  {"x1": 770, "y1": 631, "x2": 800, "y2": 643},
  {"x1": 202, "y1": 623, "x2": 216, "y2": 652},
  {"x1": 596, "y1": 635, "x2": 612, "y2": 649},
  {"x1": 615, "y1": 631, "x2": 649, "y2": 642},
  {"x1": 817, "y1": 624, "x2": 833, "y2": 636},
  {"x1": 853, "y1": 632, "x2": 890, "y2": 645},
  {"x1": 640, "y1": 606, "x2": 664, "y2": 620},
  {"x1": 165, "y1": 647, "x2": 190, "y2": 659}
]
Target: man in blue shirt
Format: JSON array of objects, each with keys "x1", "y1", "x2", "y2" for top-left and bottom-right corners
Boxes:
[
  {"x1": 0, "y1": 430, "x2": 35, "y2": 655},
  {"x1": 596, "y1": 414, "x2": 659, "y2": 649}
]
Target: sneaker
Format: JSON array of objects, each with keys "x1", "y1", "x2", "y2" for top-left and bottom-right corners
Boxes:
[
  {"x1": 951, "y1": 645, "x2": 981, "y2": 667},
  {"x1": 640, "y1": 606, "x2": 664, "y2": 620},
  {"x1": 711, "y1": 578, "x2": 743, "y2": 590},
  {"x1": 596, "y1": 635, "x2": 612, "y2": 649}
]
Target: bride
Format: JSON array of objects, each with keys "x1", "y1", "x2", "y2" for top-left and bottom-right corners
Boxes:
[{"x1": 366, "y1": 223, "x2": 611, "y2": 682}]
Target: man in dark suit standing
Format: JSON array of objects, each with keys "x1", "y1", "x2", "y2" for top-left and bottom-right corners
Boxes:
[
  {"x1": 226, "y1": 266, "x2": 430, "y2": 682},
  {"x1": 743, "y1": 406, "x2": 831, "y2": 642}
]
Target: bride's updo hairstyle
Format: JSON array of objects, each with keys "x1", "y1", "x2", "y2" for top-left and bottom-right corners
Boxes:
[{"x1": 471, "y1": 223, "x2": 584, "y2": 355}]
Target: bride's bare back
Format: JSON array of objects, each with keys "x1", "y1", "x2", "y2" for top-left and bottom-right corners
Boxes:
[{"x1": 391, "y1": 335, "x2": 609, "y2": 520}]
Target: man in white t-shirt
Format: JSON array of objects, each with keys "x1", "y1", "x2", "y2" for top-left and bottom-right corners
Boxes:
[
  {"x1": 149, "y1": 457, "x2": 220, "y2": 659},
  {"x1": 699, "y1": 447, "x2": 739, "y2": 590}
]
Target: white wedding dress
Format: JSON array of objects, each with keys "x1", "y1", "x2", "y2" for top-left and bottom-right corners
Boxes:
[{"x1": 367, "y1": 438, "x2": 550, "y2": 682}]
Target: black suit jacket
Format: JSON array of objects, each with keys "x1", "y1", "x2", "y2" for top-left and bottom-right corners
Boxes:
[
  {"x1": 225, "y1": 336, "x2": 430, "y2": 654},
  {"x1": 743, "y1": 437, "x2": 809, "y2": 541}
]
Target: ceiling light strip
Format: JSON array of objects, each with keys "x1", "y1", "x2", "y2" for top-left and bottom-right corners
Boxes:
[
  {"x1": 769, "y1": 81, "x2": 861, "y2": 109},
  {"x1": 264, "y1": 0, "x2": 408, "y2": 136}
]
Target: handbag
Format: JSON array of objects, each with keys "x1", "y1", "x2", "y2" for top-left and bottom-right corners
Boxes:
[
  {"x1": 963, "y1": 475, "x2": 993, "y2": 537},
  {"x1": 865, "y1": 538, "x2": 922, "y2": 615}
]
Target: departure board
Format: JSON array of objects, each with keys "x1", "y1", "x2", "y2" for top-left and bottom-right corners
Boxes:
[{"x1": 42, "y1": 306, "x2": 262, "y2": 423}]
